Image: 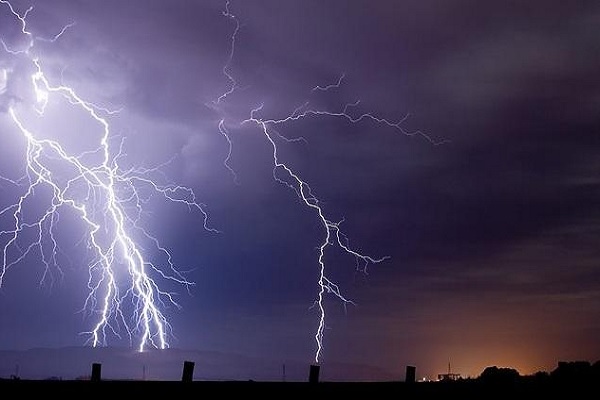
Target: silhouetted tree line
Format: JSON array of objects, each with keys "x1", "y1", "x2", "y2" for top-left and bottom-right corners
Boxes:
[
  {"x1": 477, "y1": 360, "x2": 600, "y2": 385},
  {"x1": 415, "y1": 361, "x2": 600, "y2": 396}
]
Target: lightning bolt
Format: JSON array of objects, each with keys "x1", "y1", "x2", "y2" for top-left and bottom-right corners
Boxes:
[
  {"x1": 213, "y1": 0, "x2": 240, "y2": 106},
  {"x1": 0, "y1": 1, "x2": 215, "y2": 351},
  {"x1": 242, "y1": 105, "x2": 392, "y2": 363},
  {"x1": 212, "y1": 5, "x2": 444, "y2": 364},
  {"x1": 1, "y1": 0, "x2": 442, "y2": 366},
  {"x1": 312, "y1": 72, "x2": 345, "y2": 92}
]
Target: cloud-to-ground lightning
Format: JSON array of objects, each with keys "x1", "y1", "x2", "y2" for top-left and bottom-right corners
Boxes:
[
  {"x1": 242, "y1": 105, "x2": 392, "y2": 363},
  {"x1": 212, "y1": 5, "x2": 442, "y2": 364},
  {"x1": 1, "y1": 0, "x2": 440, "y2": 365},
  {"x1": 0, "y1": 0, "x2": 215, "y2": 351}
]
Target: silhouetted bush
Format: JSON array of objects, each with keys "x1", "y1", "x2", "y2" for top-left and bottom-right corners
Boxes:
[
  {"x1": 532, "y1": 371, "x2": 550, "y2": 381},
  {"x1": 478, "y1": 366, "x2": 520, "y2": 385},
  {"x1": 550, "y1": 361, "x2": 596, "y2": 382}
]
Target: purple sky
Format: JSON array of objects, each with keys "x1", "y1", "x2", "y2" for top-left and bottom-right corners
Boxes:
[{"x1": 0, "y1": 0, "x2": 599, "y2": 381}]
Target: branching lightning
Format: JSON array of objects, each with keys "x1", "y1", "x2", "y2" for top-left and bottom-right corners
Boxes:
[
  {"x1": 212, "y1": 4, "x2": 442, "y2": 363},
  {"x1": 242, "y1": 105, "x2": 392, "y2": 362},
  {"x1": 0, "y1": 0, "x2": 215, "y2": 351},
  {"x1": 1, "y1": 0, "x2": 440, "y2": 365}
]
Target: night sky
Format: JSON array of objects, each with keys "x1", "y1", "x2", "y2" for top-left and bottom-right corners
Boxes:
[{"x1": 0, "y1": 0, "x2": 599, "y2": 381}]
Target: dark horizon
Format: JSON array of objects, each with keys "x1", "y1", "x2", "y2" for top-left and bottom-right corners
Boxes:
[
  {"x1": 3, "y1": 353, "x2": 600, "y2": 400},
  {"x1": 0, "y1": 346, "x2": 599, "y2": 383}
]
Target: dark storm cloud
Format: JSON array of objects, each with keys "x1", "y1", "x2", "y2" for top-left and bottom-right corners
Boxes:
[
  {"x1": 0, "y1": 0, "x2": 599, "y2": 380},
  {"x1": 406, "y1": 1, "x2": 600, "y2": 262}
]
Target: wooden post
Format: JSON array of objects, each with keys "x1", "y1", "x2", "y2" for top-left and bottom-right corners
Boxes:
[
  {"x1": 309, "y1": 364, "x2": 320, "y2": 383},
  {"x1": 406, "y1": 365, "x2": 416, "y2": 383},
  {"x1": 182, "y1": 360, "x2": 195, "y2": 382},
  {"x1": 91, "y1": 363, "x2": 102, "y2": 382}
]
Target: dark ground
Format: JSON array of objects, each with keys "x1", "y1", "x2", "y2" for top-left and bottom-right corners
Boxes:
[
  {"x1": 0, "y1": 378, "x2": 598, "y2": 397},
  {"x1": 2, "y1": 361, "x2": 599, "y2": 397}
]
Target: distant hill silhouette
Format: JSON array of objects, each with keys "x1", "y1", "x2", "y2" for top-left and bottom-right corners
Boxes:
[{"x1": 0, "y1": 346, "x2": 396, "y2": 381}]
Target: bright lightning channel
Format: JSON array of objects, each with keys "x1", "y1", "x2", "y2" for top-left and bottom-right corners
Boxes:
[
  {"x1": 243, "y1": 105, "x2": 392, "y2": 363},
  {"x1": 213, "y1": 4, "x2": 444, "y2": 364},
  {"x1": 0, "y1": 1, "x2": 215, "y2": 351}
]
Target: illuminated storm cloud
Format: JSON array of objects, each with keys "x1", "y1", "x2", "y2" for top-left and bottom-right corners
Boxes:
[{"x1": 0, "y1": 0, "x2": 439, "y2": 362}]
